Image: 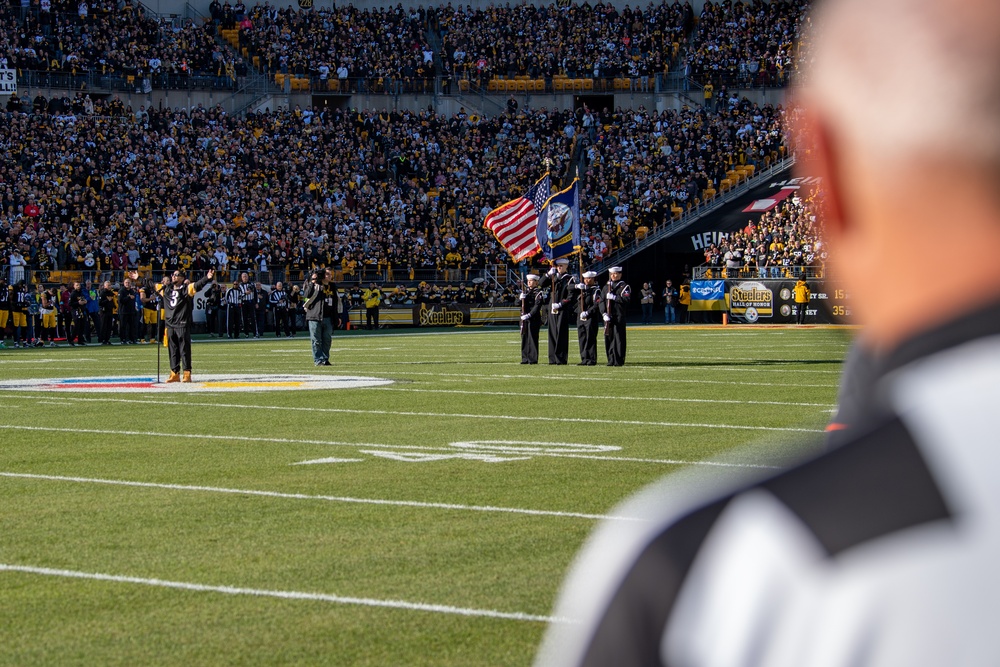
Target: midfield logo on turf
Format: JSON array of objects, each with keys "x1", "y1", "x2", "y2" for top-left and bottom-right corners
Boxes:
[{"x1": 0, "y1": 375, "x2": 394, "y2": 393}]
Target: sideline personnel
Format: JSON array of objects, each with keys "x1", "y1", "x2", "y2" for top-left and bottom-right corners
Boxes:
[
  {"x1": 152, "y1": 269, "x2": 215, "y2": 383},
  {"x1": 536, "y1": 0, "x2": 1000, "y2": 665}
]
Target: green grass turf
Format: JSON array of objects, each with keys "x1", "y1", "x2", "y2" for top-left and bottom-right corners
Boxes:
[{"x1": 0, "y1": 325, "x2": 850, "y2": 666}]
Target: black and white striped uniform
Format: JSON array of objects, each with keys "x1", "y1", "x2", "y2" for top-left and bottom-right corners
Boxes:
[
  {"x1": 536, "y1": 302, "x2": 1000, "y2": 667},
  {"x1": 225, "y1": 286, "x2": 242, "y2": 338}
]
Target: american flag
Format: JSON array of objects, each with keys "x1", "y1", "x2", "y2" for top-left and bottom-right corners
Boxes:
[{"x1": 483, "y1": 174, "x2": 551, "y2": 262}]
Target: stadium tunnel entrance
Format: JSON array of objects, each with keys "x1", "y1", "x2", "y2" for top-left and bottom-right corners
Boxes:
[{"x1": 311, "y1": 94, "x2": 352, "y2": 111}]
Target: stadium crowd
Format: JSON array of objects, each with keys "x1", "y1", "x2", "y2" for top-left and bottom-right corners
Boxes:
[
  {"x1": 0, "y1": 88, "x2": 790, "y2": 287},
  {"x1": 433, "y1": 1, "x2": 693, "y2": 89},
  {"x1": 3, "y1": 0, "x2": 808, "y2": 92},
  {"x1": 2, "y1": 0, "x2": 246, "y2": 89},
  {"x1": 699, "y1": 186, "x2": 825, "y2": 278},
  {"x1": 685, "y1": 0, "x2": 808, "y2": 87}
]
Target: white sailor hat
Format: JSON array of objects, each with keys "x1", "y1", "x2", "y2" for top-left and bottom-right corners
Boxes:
[
  {"x1": 526, "y1": 274, "x2": 540, "y2": 281},
  {"x1": 609, "y1": 266, "x2": 623, "y2": 273},
  {"x1": 555, "y1": 258, "x2": 570, "y2": 266},
  {"x1": 582, "y1": 271, "x2": 597, "y2": 279}
]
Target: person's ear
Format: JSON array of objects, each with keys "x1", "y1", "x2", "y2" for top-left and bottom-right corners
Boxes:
[{"x1": 791, "y1": 100, "x2": 849, "y2": 244}]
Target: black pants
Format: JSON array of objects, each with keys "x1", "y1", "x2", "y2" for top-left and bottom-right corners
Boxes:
[
  {"x1": 241, "y1": 302, "x2": 255, "y2": 335},
  {"x1": 100, "y1": 311, "x2": 114, "y2": 343},
  {"x1": 167, "y1": 325, "x2": 193, "y2": 372},
  {"x1": 577, "y1": 319, "x2": 599, "y2": 365},
  {"x1": 521, "y1": 319, "x2": 540, "y2": 363},
  {"x1": 119, "y1": 311, "x2": 139, "y2": 343},
  {"x1": 273, "y1": 308, "x2": 289, "y2": 336},
  {"x1": 796, "y1": 302, "x2": 808, "y2": 324},
  {"x1": 547, "y1": 311, "x2": 571, "y2": 364},
  {"x1": 366, "y1": 306, "x2": 379, "y2": 329},
  {"x1": 72, "y1": 310, "x2": 89, "y2": 343},
  {"x1": 227, "y1": 306, "x2": 241, "y2": 337},
  {"x1": 604, "y1": 321, "x2": 627, "y2": 366}
]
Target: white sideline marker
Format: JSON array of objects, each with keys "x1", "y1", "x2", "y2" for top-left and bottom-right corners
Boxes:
[{"x1": 0, "y1": 563, "x2": 570, "y2": 624}]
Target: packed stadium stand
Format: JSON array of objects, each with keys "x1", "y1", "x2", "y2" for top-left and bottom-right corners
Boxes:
[{"x1": 1, "y1": 0, "x2": 807, "y2": 301}]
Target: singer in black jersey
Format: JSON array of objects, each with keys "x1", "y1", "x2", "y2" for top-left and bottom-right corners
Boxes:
[{"x1": 152, "y1": 269, "x2": 215, "y2": 383}]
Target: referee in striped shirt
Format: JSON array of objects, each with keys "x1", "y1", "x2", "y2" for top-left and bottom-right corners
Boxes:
[{"x1": 536, "y1": 1, "x2": 1000, "y2": 665}]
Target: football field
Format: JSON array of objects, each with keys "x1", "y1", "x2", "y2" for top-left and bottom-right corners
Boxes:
[{"x1": 0, "y1": 326, "x2": 849, "y2": 666}]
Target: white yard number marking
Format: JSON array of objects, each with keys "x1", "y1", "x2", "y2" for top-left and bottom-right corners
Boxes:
[{"x1": 294, "y1": 441, "x2": 618, "y2": 465}]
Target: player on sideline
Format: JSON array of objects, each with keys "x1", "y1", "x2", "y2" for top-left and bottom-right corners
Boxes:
[
  {"x1": 535, "y1": 0, "x2": 1000, "y2": 665},
  {"x1": 150, "y1": 269, "x2": 215, "y2": 383}
]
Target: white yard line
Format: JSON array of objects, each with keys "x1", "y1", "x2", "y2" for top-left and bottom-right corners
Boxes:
[
  {"x1": 0, "y1": 563, "x2": 568, "y2": 624},
  {"x1": 0, "y1": 402, "x2": 823, "y2": 433},
  {"x1": 0, "y1": 472, "x2": 639, "y2": 521},
  {"x1": 0, "y1": 424, "x2": 795, "y2": 468},
  {"x1": 369, "y1": 387, "x2": 835, "y2": 408}
]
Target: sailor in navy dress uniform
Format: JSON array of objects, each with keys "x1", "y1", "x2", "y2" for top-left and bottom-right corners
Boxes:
[
  {"x1": 519, "y1": 274, "x2": 544, "y2": 364},
  {"x1": 599, "y1": 266, "x2": 630, "y2": 366},
  {"x1": 539, "y1": 258, "x2": 577, "y2": 364},
  {"x1": 575, "y1": 270, "x2": 601, "y2": 366}
]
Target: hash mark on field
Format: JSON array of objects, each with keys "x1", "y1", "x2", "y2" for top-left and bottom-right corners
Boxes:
[
  {"x1": 0, "y1": 472, "x2": 644, "y2": 521},
  {"x1": 0, "y1": 563, "x2": 570, "y2": 624}
]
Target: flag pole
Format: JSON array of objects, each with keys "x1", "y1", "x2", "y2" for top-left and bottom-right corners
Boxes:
[{"x1": 156, "y1": 306, "x2": 161, "y2": 384}]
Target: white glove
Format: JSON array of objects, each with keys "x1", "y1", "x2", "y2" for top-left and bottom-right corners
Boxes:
[
  {"x1": 607, "y1": 293, "x2": 616, "y2": 301},
  {"x1": 580, "y1": 312, "x2": 588, "y2": 321},
  {"x1": 575, "y1": 282, "x2": 585, "y2": 290},
  {"x1": 603, "y1": 313, "x2": 611, "y2": 323},
  {"x1": 518, "y1": 292, "x2": 525, "y2": 300},
  {"x1": 551, "y1": 302, "x2": 561, "y2": 312},
  {"x1": 520, "y1": 314, "x2": 530, "y2": 321},
  {"x1": 547, "y1": 267, "x2": 557, "y2": 276}
]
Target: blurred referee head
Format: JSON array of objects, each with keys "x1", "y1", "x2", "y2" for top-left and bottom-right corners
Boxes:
[{"x1": 795, "y1": 0, "x2": 1000, "y2": 351}]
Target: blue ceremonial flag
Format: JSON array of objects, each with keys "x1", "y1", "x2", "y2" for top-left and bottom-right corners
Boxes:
[{"x1": 538, "y1": 178, "x2": 581, "y2": 261}]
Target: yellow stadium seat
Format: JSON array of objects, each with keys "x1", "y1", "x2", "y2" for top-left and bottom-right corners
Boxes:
[
  {"x1": 534, "y1": 78, "x2": 545, "y2": 92},
  {"x1": 583, "y1": 78, "x2": 594, "y2": 91},
  {"x1": 515, "y1": 80, "x2": 527, "y2": 93},
  {"x1": 743, "y1": 164, "x2": 756, "y2": 178},
  {"x1": 719, "y1": 178, "x2": 733, "y2": 192},
  {"x1": 274, "y1": 73, "x2": 285, "y2": 87},
  {"x1": 613, "y1": 78, "x2": 626, "y2": 90},
  {"x1": 458, "y1": 79, "x2": 469, "y2": 92},
  {"x1": 327, "y1": 79, "x2": 340, "y2": 92},
  {"x1": 553, "y1": 79, "x2": 566, "y2": 92},
  {"x1": 487, "y1": 78, "x2": 499, "y2": 92},
  {"x1": 671, "y1": 206, "x2": 683, "y2": 220}
]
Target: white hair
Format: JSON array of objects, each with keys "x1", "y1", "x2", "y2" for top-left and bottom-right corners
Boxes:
[{"x1": 808, "y1": 0, "x2": 1000, "y2": 170}]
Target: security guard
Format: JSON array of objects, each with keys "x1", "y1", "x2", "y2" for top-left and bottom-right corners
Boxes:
[
  {"x1": 519, "y1": 274, "x2": 544, "y2": 364},
  {"x1": 362, "y1": 282, "x2": 382, "y2": 330},
  {"x1": 793, "y1": 276, "x2": 811, "y2": 324},
  {"x1": 678, "y1": 280, "x2": 691, "y2": 323},
  {"x1": 539, "y1": 258, "x2": 578, "y2": 364},
  {"x1": 575, "y1": 271, "x2": 602, "y2": 366},
  {"x1": 599, "y1": 266, "x2": 631, "y2": 366}
]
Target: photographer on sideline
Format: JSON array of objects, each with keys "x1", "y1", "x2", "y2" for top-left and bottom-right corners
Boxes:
[{"x1": 302, "y1": 268, "x2": 338, "y2": 366}]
